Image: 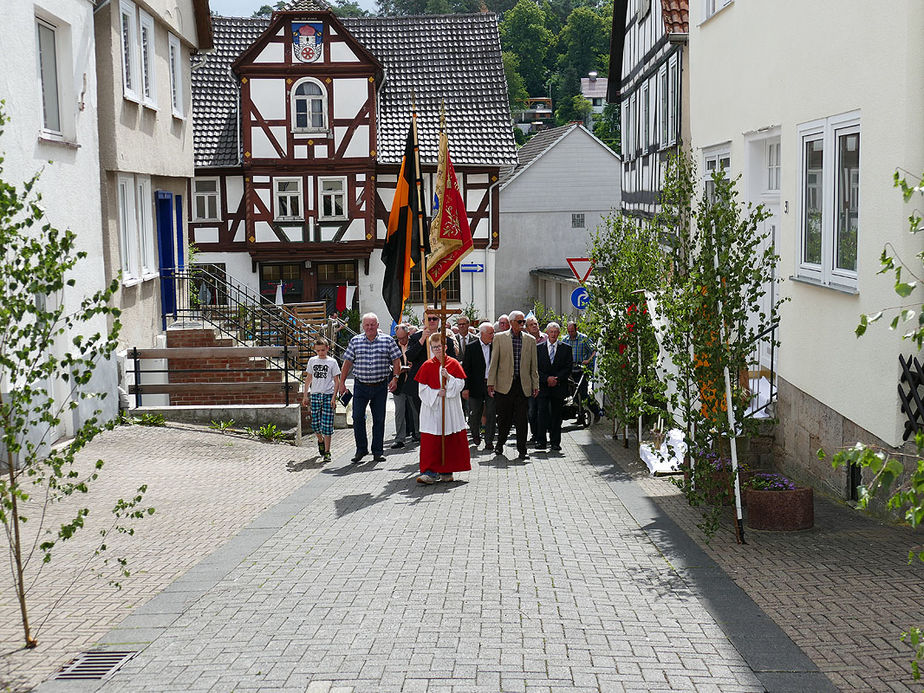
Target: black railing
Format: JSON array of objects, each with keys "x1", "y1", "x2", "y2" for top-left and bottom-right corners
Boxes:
[
  {"x1": 162, "y1": 267, "x2": 325, "y2": 375},
  {"x1": 129, "y1": 345, "x2": 294, "y2": 408},
  {"x1": 744, "y1": 321, "x2": 778, "y2": 419}
]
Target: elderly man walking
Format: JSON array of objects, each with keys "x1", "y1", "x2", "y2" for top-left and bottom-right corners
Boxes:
[
  {"x1": 487, "y1": 310, "x2": 539, "y2": 460},
  {"x1": 462, "y1": 322, "x2": 495, "y2": 450},
  {"x1": 536, "y1": 322, "x2": 572, "y2": 451},
  {"x1": 339, "y1": 313, "x2": 402, "y2": 463}
]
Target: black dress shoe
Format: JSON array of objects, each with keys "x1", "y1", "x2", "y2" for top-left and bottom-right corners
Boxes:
[
  {"x1": 493, "y1": 446, "x2": 503, "y2": 456},
  {"x1": 534, "y1": 443, "x2": 547, "y2": 450},
  {"x1": 518, "y1": 452, "x2": 530, "y2": 460},
  {"x1": 372, "y1": 455, "x2": 386, "y2": 462},
  {"x1": 351, "y1": 453, "x2": 366, "y2": 463},
  {"x1": 550, "y1": 444, "x2": 562, "y2": 451},
  {"x1": 390, "y1": 441, "x2": 405, "y2": 449}
]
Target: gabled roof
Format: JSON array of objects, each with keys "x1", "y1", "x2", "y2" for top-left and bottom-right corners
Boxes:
[
  {"x1": 661, "y1": 0, "x2": 689, "y2": 34},
  {"x1": 342, "y1": 14, "x2": 517, "y2": 167},
  {"x1": 191, "y1": 13, "x2": 517, "y2": 169},
  {"x1": 282, "y1": 0, "x2": 331, "y2": 10},
  {"x1": 498, "y1": 122, "x2": 619, "y2": 190}
]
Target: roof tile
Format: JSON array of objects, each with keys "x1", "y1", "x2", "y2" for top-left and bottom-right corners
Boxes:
[
  {"x1": 192, "y1": 14, "x2": 517, "y2": 169},
  {"x1": 660, "y1": 0, "x2": 689, "y2": 34}
]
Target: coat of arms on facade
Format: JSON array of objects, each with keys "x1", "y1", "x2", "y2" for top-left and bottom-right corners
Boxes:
[{"x1": 292, "y1": 22, "x2": 324, "y2": 63}]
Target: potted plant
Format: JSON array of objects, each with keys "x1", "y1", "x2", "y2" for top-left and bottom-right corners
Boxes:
[{"x1": 744, "y1": 472, "x2": 814, "y2": 531}]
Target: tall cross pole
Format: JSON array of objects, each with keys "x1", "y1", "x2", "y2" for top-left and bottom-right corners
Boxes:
[{"x1": 427, "y1": 287, "x2": 460, "y2": 465}]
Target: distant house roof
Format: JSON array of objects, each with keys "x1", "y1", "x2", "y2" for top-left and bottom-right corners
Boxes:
[
  {"x1": 580, "y1": 76, "x2": 608, "y2": 100},
  {"x1": 191, "y1": 13, "x2": 517, "y2": 169},
  {"x1": 499, "y1": 122, "x2": 619, "y2": 189},
  {"x1": 282, "y1": 0, "x2": 331, "y2": 10},
  {"x1": 661, "y1": 0, "x2": 689, "y2": 34}
]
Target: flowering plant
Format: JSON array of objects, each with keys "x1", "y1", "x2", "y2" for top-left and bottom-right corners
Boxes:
[{"x1": 746, "y1": 472, "x2": 796, "y2": 491}]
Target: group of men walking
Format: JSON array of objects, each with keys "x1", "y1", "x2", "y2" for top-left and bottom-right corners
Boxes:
[{"x1": 334, "y1": 310, "x2": 600, "y2": 479}]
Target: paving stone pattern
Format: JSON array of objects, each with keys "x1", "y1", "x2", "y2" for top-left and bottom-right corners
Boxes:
[
  {"x1": 91, "y1": 430, "x2": 762, "y2": 693},
  {"x1": 593, "y1": 430, "x2": 924, "y2": 693},
  {"x1": 0, "y1": 425, "x2": 341, "y2": 693}
]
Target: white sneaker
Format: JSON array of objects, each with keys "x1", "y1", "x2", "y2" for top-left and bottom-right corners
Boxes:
[{"x1": 416, "y1": 470, "x2": 440, "y2": 484}]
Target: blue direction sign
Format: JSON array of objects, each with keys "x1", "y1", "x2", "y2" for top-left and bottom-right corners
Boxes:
[
  {"x1": 460, "y1": 263, "x2": 484, "y2": 273},
  {"x1": 571, "y1": 286, "x2": 590, "y2": 310}
]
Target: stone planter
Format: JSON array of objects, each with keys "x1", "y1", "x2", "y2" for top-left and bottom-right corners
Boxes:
[
  {"x1": 689, "y1": 466, "x2": 755, "y2": 506},
  {"x1": 745, "y1": 486, "x2": 814, "y2": 531}
]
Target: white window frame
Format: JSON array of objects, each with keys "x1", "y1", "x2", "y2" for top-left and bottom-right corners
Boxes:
[
  {"x1": 318, "y1": 176, "x2": 348, "y2": 221},
  {"x1": 766, "y1": 140, "x2": 781, "y2": 192},
  {"x1": 139, "y1": 9, "x2": 156, "y2": 109},
  {"x1": 291, "y1": 77, "x2": 328, "y2": 133},
  {"x1": 36, "y1": 18, "x2": 62, "y2": 135},
  {"x1": 703, "y1": 146, "x2": 731, "y2": 203},
  {"x1": 621, "y1": 100, "x2": 629, "y2": 158},
  {"x1": 796, "y1": 111, "x2": 861, "y2": 290},
  {"x1": 119, "y1": 0, "x2": 140, "y2": 102},
  {"x1": 667, "y1": 56, "x2": 678, "y2": 147},
  {"x1": 704, "y1": 0, "x2": 732, "y2": 21},
  {"x1": 137, "y1": 177, "x2": 156, "y2": 278},
  {"x1": 168, "y1": 33, "x2": 184, "y2": 118},
  {"x1": 274, "y1": 177, "x2": 303, "y2": 221},
  {"x1": 193, "y1": 178, "x2": 221, "y2": 221},
  {"x1": 641, "y1": 82, "x2": 649, "y2": 151},
  {"x1": 118, "y1": 174, "x2": 140, "y2": 283},
  {"x1": 658, "y1": 65, "x2": 668, "y2": 148}
]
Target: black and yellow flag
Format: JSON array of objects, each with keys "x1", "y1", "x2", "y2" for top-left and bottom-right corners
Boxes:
[{"x1": 382, "y1": 117, "x2": 428, "y2": 324}]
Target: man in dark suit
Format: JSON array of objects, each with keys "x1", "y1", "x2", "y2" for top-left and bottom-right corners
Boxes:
[
  {"x1": 462, "y1": 322, "x2": 495, "y2": 450},
  {"x1": 536, "y1": 322, "x2": 572, "y2": 451},
  {"x1": 454, "y1": 315, "x2": 475, "y2": 416}
]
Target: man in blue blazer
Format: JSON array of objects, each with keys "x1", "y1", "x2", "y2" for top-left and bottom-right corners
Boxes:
[{"x1": 536, "y1": 322, "x2": 572, "y2": 451}]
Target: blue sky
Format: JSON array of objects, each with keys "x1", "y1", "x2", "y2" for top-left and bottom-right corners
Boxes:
[{"x1": 209, "y1": 0, "x2": 379, "y2": 17}]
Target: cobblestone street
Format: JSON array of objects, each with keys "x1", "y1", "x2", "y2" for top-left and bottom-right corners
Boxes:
[{"x1": 4, "y1": 413, "x2": 919, "y2": 691}]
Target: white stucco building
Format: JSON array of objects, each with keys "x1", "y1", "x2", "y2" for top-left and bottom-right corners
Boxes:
[
  {"x1": 687, "y1": 1, "x2": 924, "y2": 498},
  {"x1": 496, "y1": 123, "x2": 622, "y2": 318},
  {"x1": 0, "y1": 0, "x2": 117, "y2": 440},
  {"x1": 94, "y1": 0, "x2": 212, "y2": 348}
]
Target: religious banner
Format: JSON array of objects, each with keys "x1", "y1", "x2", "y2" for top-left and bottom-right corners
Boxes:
[
  {"x1": 426, "y1": 131, "x2": 473, "y2": 287},
  {"x1": 292, "y1": 22, "x2": 324, "y2": 63},
  {"x1": 382, "y1": 117, "x2": 428, "y2": 323}
]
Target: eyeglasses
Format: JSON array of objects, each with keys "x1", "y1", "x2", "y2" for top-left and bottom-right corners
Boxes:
[{"x1": 515, "y1": 319, "x2": 526, "y2": 324}]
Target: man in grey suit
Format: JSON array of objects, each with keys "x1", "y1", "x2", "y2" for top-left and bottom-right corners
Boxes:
[{"x1": 487, "y1": 310, "x2": 539, "y2": 460}]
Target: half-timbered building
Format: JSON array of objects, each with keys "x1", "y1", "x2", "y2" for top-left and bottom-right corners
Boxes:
[
  {"x1": 190, "y1": 2, "x2": 516, "y2": 320},
  {"x1": 609, "y1": 0, "x2": 688, "y2": 218}
]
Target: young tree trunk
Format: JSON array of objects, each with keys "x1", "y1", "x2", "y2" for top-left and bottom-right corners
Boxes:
[{"x1": 6, "y1": 446, "x2": 36, "y2": 648}]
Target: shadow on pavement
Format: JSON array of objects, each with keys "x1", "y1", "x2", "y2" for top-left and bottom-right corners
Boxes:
[{"x1": 285, "y1": 457, "x2": 323, "y2": 473}]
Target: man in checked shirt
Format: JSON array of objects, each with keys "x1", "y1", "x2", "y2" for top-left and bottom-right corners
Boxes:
[{"x1": 339, "y1": 313, "x2": 402, "y2": 464}]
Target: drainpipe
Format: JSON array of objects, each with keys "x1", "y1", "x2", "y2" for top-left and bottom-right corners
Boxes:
[{"x1": 191, "y1": 47, "x2": 215, "y2": 72}]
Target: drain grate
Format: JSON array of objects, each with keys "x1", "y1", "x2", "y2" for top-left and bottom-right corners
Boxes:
[{"x1": 54, "y1": 650, "x2": 137, "y2": 680}]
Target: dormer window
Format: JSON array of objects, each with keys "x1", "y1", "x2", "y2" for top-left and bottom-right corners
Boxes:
[{"x1": 292, "y1": 78, "x2": 326, "y2": 132}]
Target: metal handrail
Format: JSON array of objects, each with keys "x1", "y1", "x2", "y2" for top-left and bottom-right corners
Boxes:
[{"x1": 163, "y1": 267, "x2": 346, "y2": 374}]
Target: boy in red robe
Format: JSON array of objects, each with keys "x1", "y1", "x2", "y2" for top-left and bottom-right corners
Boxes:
[{"x1": 415, "y1": 333, "x2": 472, "y2": 484}]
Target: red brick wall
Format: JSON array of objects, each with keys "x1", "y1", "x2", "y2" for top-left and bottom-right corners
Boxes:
[{"x1": 165, "y1": 329, "x2": 308, "y2": 427}]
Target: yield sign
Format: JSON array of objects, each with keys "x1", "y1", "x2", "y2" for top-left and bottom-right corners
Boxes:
[{"x1": 566, "y1": 257, "x2": 595, "y2": 284}]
